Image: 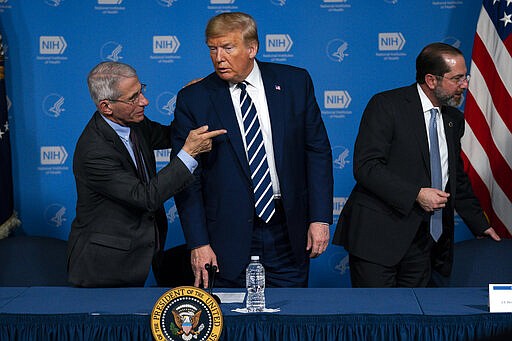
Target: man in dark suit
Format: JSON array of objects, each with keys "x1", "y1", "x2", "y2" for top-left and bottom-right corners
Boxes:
[
  {"x1": 333, "y1": 43, "x2": 500, "y2": 287},
  {"x1": 67, "y1": 61, "x2": 225, "y2": 287},
  {"x1": 171, "y1": 12, "x2": 333, "y2": 288}
]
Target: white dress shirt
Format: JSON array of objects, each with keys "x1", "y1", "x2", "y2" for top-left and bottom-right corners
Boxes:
[
  {"x1": 417, "y1": 83, "x2": 449, "y2": 191},
  {"x1": 229, "y1": 61, "x2": 281, "y2": 198}
]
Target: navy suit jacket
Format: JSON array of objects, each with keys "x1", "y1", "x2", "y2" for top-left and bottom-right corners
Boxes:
[
  {"x1": 171, "y1": 61, "x2": 333, "y2": 280},
  {"x1": 332, "y1": 84, "x2": 489, "y2": 276}
]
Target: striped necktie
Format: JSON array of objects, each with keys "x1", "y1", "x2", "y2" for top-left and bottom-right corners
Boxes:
[
  {"x1": 429, "y1": 108, "x2": 443, "y2": 242},
  {"x1": 238, "y1": 81, "x2": 275, "y2": 223}
]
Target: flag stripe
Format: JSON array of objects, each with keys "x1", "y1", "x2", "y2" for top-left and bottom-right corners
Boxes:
[
  {"x1": 462, "y1": 150, "x2": 511, "y2": 238},
  {"x1": 462, "y1": 123, "x2": 512, "y2": 227},
  {"x1": 470, "y1": 35, "x2": 512, "y2": 131},
  {"x1": 464, "y1": 93, "x2": 512, "y2": 204},
  {"x1": 468, "y1": 64, "x2": 512, "y2": 172},
  {"x1": 462, "y1": 0, "x2": 512, "y2": 238}
]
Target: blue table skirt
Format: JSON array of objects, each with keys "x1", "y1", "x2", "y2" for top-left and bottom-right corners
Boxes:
[
  {"x1": 1, "y1": 287, "x2": 512, "y2": 341},
  {"x1": 1, "y1": 313, "x2": 512, "y2": 341}
]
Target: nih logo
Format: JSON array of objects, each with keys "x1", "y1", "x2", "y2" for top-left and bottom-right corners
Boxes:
[
  {"x1": 153, "y1": 36, "x2": 180, "y2": 54},
  {"x1": 333, "y1": 197, "x2": 348, "y2": 215},
  {"x1": 324, "y1": 90, "x2": 351, "y2": 109},
  {"x1": 265, "y1": 34, "x2": 293, "y2": 52},
  {"x1": 154, "y1": 148, "x2": 172, "y2": 163},
  {"x1": 39, "y1": 36, "x2": 67, "y2": 55},
  {"x1": 40, "y1": 146, "x2": 68, "y2": 165},
  {"x1": 378, "y1": 33, "x2": 406, "y2": 51}
]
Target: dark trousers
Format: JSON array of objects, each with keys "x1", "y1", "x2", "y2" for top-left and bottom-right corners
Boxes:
[
  {"x1": 214, "y1": 199, "x2": 309, "y2": 288},
  {"x1": 349, "y1": 222, "x2": 434, "y2": 288}
]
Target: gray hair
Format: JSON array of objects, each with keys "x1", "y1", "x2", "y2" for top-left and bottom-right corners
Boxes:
[{"x1": 87, "y1": 61, "x2": 137, "y2": 105}]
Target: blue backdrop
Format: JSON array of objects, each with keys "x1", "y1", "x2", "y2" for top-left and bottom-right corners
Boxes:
[{"x1": 0, "y1": 0, "x2": 482, "y2": 287}]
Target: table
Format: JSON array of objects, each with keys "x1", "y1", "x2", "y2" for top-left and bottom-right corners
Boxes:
[{"x1": 1, "y1": 287, "x2": 511, "y2": 340}]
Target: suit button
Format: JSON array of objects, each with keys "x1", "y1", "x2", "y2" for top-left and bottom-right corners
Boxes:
[{"x1": 148, "y1": 215, "x2": 154, "y2": 221}]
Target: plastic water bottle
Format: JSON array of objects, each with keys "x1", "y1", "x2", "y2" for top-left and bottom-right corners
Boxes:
[{"x1": 245, "y1": 255, "x2": 265, "y2": 312}]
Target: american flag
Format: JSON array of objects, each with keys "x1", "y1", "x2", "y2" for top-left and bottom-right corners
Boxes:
[
  {"x1": 461, "y1": 0, "x2": 512, "y2": 238},
  {"x1": 0, "y1": 33, "x2": 20, "y2": 238}
]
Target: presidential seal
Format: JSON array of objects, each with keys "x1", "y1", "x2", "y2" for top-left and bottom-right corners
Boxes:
[{"x1": 151, "y1": 286, "x2": 223, "y2": 341}]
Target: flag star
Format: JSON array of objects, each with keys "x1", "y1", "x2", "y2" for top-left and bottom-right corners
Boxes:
[
  {"x1": 4, "y1": 121, "x2": 8, "y2": 131},
  {"x1": 493, "y1": 0, "x2": 500, "y2": 4},
  {"x1": 507, "y1": 0, "x2": 512, "y2": 6},
  {"x1": 500, "y1": 11, "x2": 512, "y2": 26},
  {"x1": 0, "y1": 129, "x2": 4, "y2": 139}
]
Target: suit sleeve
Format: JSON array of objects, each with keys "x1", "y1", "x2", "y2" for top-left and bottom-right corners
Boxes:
[
  {"x1": 303, "y1": 70, "x2": 334, "y2": 224},
  {"x1": 75, "y1": 120, "x2": 193, "y2": 213},
  {"x1": 170, "y1": 90, "x2": 210, "y2": 249},
  {"x1": 353, "y1": 93, "x2": 421, "y2": 216}
]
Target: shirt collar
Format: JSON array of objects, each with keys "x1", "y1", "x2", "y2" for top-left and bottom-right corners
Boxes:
[
  {"x1": 416, "y1": 83, "x2": 439, "y2": 115},
  {"x1": 101, "y1": 113, "x2": 131, "y2": 141},
  {"x1": 229, "y1": 60, "x2": 263, "y2": 90}
]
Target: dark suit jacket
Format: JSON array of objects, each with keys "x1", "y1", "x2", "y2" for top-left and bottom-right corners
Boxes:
[
  {"x1": 67, "y1": 112, "x2": 194, "y2": 287},
  {"x1": 332, "y1": 84, "x2": 489, "y2": 276},
  {"x1": 171, "y1": 61, "x2": 333, "y2": 280}
]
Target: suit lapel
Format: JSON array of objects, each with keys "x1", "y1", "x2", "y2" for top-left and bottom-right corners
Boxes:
[
  {"x1": 206, "y1": 76, "x2": 251, "y2": 179},
  {"x1": 93, "y1": 112, "x2": 138, "y2": 174},
  {"x1": 133, "y1": 125, "x2": 156, "y2": 177},
  {"x1": 260, "y1": 62, "x2": 286, "y2": 172},
  {"x1": 441, "y1": 107, "x2": 457, "y2": 193},
  {"x1": 403, "y1": 85, "x2": 430, "y2": 175}
]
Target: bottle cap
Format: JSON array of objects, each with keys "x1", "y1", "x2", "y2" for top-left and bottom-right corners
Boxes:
[{"x1": 251, "y1": 255, "x2": 260, "y2": 261}]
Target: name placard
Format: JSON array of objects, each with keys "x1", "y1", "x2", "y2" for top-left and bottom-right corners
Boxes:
[{"x1": 489, "y1": 284, "x2": 512, "y2": 313}]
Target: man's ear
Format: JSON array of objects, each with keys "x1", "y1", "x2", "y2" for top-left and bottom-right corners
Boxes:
[
  {"x1": 424, "y1": 74, "x2": 438, "y2": 90},
  {"x1": 248, "y1": 40, "x2": 258, "y2": 59},
  {"x1": 98, "y1": 99, "x2": 113, "y2": 116}
]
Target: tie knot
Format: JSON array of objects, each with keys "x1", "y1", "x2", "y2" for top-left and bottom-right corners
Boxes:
[
  {"x1": 430, "y1": 108, "x2": 439, "y2": 118},
  {"x1": 237, "y1": 81, "x2": 248, "y2": 91}
]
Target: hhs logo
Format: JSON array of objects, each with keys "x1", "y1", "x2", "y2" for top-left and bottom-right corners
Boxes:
[
  {"x1": 156, "y1": 91, "x2": 177, "y2": 116},
  {"x1": 326, "y1": 39, "x2": 349, "y2": 62},
  {"x1": 44, "y1": 204, "x2": 67, "y2": 228},
  {"x1": 265, "y1": 34, "x2": 293, "y2": 52},
  {"x1": 42, "y1": 93, "x2": 65, "y2": 118},
  {"x1": 40, "y1": 146, "x2": 68, "y2": 165},
  {"x1": 153, "y1": 36, "x2": 180, "y2": 54},
  {"x1": 324, "y1": 90, "x2": 351, "y2": 109},
  {"x1": 166, "y1": 204, "x2": 179, "y2": 224},
  {"x1": 39, "y1": 36, "x2": 67, "y2": 55},
  {"x1": 333, "y1": 146, "x2": 351, "y2": 170},
  {"x1": 45, "y1": 0, "x2": 65, "y2": 6},
  {"x1": 101, "y1": 41, "x2": 123, "y2": 61},
  {"x1": 378, "y1": 33, "x2": 406, "y2": 51},
  {"x1": 156, "y1": 0, "x2": 177, "y2": 6}
]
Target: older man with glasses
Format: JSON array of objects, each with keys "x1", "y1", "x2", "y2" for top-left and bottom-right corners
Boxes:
[{"x1": 67, "y1": 61, "x2": 225, "y2": 287}]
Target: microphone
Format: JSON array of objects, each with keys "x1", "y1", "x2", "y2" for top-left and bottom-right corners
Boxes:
[{"x1": 205, "y1": 262, "x2": 221, "y2": 304}]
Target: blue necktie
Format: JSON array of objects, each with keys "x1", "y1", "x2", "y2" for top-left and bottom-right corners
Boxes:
[
  {"x1": 238, "y1": 82, "x2": 275, "y2": 223},
  {"x1": 429, "y1": 108, "x2": 443, "y2": 242}
]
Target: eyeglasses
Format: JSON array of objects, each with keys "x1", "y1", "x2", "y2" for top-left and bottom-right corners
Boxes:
[
  {"x1": 436, "y1": 74, "x2": 470, "y2": 86},
  {"x1": 107, "y1": 83, "x2": 147, "y2": 105}
]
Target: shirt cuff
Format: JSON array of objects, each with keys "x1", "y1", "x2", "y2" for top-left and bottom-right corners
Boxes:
[{"x1": 177, "y1": 149, "x2": 198, "y2": 174}]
